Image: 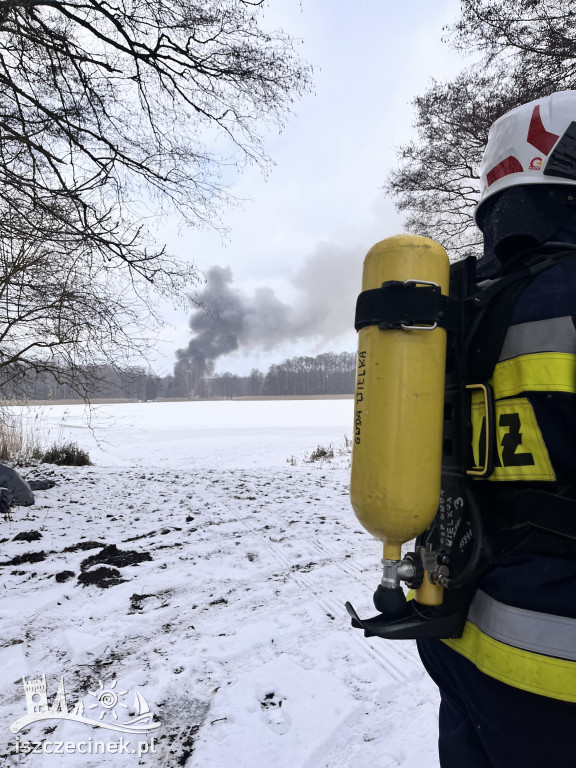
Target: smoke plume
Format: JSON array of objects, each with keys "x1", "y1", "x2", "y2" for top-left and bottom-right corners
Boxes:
[{"x1": 174, "y1": 242, "x2": 360, "y2": 388}]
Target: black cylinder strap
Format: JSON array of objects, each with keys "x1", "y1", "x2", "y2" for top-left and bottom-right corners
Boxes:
[{"x1": 355, "y1": 280, "x2": 460, "y2": 332}]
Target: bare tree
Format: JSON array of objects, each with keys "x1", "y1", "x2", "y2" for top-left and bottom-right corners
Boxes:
[
  {"x1": 0, "y1": 0, "x2": 310, "y2": 394},
  {"x1": 0, "y1": 208, "x2": 158, "y2": 397},
  {"x1": 385, "y1": 0, "x2": 576, "y2": 257},
  {"x1": 453, "y1": 0, "x2": 576, "y2": 85}
]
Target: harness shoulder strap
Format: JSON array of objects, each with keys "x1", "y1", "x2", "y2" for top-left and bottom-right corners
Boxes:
[{"x1": 463, "y1": 247, "x2": 576, "y2": 383}]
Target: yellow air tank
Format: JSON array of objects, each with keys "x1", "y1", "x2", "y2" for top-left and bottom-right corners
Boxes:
[{"x1": 350, "y1": 235, "x2": 449, "y2": 591}]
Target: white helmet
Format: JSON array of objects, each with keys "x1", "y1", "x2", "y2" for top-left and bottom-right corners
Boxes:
[{"x1": 475, "y1": 90, "x2": 576, "y2": 224}]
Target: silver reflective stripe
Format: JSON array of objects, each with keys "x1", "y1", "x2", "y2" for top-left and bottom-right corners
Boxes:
[
  {"x1": 498, "y1": 316, "x2": 576, "y2": 361},
  {"x1": 468, "y1": 589, "x2": 576, "y2": 661}
]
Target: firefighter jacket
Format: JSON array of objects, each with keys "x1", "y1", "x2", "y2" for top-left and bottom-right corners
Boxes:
[{"x1": 443, "y1": 257, "x2": 576, "y2": 702}]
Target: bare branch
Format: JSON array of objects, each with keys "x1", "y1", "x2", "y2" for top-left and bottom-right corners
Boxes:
[
  {"x1": 385, "y1": 1, "x2": 575, "y2": 257},
  {"x1": 0, "y1": 0, "x2": 310, "y2": 398}
]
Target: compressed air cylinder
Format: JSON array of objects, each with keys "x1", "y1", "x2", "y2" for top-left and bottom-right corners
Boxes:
[{"x1": 350, "y1": 235, "x2": 450, "y2": 562}]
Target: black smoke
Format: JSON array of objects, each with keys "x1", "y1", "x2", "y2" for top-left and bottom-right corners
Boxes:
[{"x1": 173, "y1": 243, "x2": 361, "y2": 393}]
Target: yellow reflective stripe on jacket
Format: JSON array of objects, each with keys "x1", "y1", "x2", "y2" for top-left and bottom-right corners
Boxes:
[
  {"x1": 443, "y1": 591, "x2": 576, "y2": 702},
  {"x1": 468, "y1": 350, "x2": 576, "y2": 481},
  {"x1": 470, "y1": 396, "x2": 555, "y2": 481},
  {"x1": 444, "y1": 624, "x2": 576, "y2": 702},
  {"x1": 492, "y1": 352, "x2": 576, "y2": 399}
]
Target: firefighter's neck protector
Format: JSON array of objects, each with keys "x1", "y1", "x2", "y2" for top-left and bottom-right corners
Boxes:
[{"x1": 476, "y1": 185, "x2": 576, "y2": 269}]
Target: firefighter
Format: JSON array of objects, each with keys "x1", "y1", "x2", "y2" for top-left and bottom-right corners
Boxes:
[{"x1": 417, "y1": 90, "x2": 576, "y2": 767}]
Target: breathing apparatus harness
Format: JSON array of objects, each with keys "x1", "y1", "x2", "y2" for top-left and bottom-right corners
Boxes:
[{"x1": 346, "y1": 242, "x2": 576, "y2": 641}]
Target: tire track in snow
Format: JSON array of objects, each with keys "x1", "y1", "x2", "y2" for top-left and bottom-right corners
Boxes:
[
  {"x1": 223, "y1": 470, "x2": 373, "y2": 583},
  {"x1": 193, "y1": 469, "x2": 423, "y2": 684},
  {"x1": 223, "y1": 497, "x2": 422, "y2": 684}
]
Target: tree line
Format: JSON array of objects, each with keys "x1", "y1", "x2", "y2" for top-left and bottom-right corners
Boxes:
[{"x1": 2, "y1": 352, "x2": 356, "y2": 401}]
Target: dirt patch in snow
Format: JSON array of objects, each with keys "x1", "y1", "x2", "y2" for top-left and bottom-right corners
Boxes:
[{"x1": 80, "y1": 543, "x2": 153, "y2": 570}]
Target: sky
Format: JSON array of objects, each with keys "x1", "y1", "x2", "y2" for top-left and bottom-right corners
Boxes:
[{"x1": 151, "y1": 0, "x2": 467, "y2": 377}]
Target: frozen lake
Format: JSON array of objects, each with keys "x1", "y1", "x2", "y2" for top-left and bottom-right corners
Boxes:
[{"x1": 16, "y1": 399, "x2": 356, "y2": 468}]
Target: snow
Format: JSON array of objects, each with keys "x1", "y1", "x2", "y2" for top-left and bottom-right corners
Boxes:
[{"x1": 0, "y1": 400, "x2": 440, "y2": 767}]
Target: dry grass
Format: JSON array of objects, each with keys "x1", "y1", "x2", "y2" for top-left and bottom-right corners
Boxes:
[
  {"x1": 307, "y1": 444, "x2": 335, "y2": 462},
  {"x1": 41, "y1": 441, "x2": 92, "y2": 466},
  {"x1": 0, "y1": 410, "x2": 45, "y2": 464},
  {"x1": 0, "y1": 408, "x2": 91, "y2": 466}
]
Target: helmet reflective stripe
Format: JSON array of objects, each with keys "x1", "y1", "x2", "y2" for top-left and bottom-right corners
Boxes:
[
  {"x1": 476, "y1": 91, "x2": 576, "y2": 224},
  {"x1": 486, "y1": 156, "x2": 523, "y2": 188},
  {"x1": 527, "y1": 105, "x2": 559, "y2": 155}
]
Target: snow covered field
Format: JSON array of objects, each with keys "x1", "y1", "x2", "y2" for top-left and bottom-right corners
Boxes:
[{"x1": 0, "y1": 399, "x2": 440, "y2": 767}]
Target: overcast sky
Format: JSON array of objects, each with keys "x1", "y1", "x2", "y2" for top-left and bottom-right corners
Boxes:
[{"x1": 152, "y1": 0, "x2": 466, "y2": 377}]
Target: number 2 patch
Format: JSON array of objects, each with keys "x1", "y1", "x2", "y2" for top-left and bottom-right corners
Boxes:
[{"x1": 471, "y1": 396, "x2": 555, "y2": 481}]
